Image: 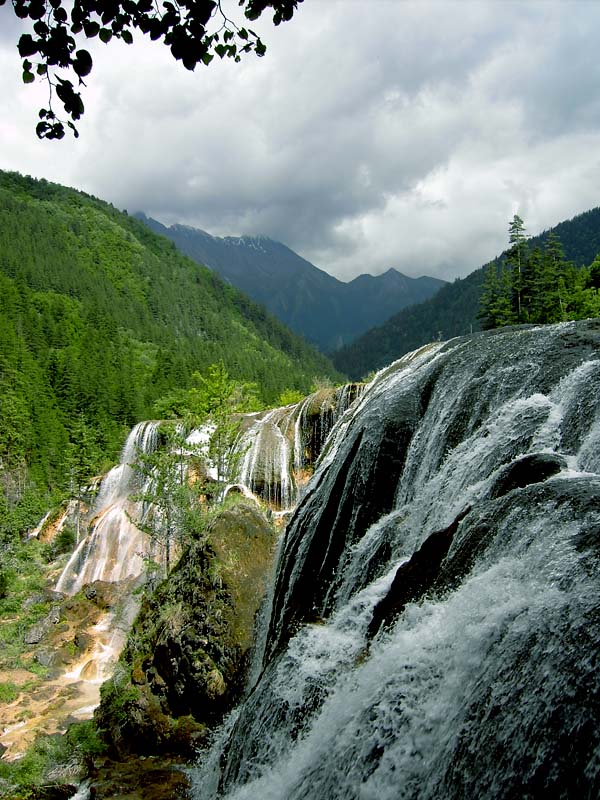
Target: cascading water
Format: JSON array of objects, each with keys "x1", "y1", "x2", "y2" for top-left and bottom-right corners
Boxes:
[
  {"x1": 51, "y1": 422, "x2": 160, "y2": 714},
  {"x1": 235, "y1": 384, "x2": 365, "y2": 510},
  {"x1": 191, "y1": 320, "x2": 600, "y2": 799},
  {"x1": 56, "y1": 420, "x2": 159, "y2": 594}
]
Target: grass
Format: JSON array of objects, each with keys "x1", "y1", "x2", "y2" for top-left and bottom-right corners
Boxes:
[{"x1": 0, "y1": 681, "x2": 19, "y2": 704}]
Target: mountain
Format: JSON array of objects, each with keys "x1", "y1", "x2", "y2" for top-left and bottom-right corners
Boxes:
[
  {"x1": 135, "y1": 214, "x2": 446, "y2": 352},
  {"x1": 0, "y1": 170, "x2": 340, "y2": 522},
  {"x1": 333, "y1": 206, "x2": 600, "y2": 379}
]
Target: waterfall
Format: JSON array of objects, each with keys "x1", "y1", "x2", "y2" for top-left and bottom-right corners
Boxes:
[
  {"x1": 190, "y1": 321, "x2": 600, "y2": 799},
  {"x1": 56, "y1": 421, "x2": 159, "y2": 595},
  {"x1": 235, "y1": 384, "x2": 366, "y2": 511}
]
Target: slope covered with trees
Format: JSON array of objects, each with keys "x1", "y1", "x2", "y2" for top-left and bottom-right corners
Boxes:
[
  {"x1": 0, "y1": 169, "x2": 339, "y2": 536},
  {"x1": 333, "y1": 207, "x2": 600, "y2": 379}
]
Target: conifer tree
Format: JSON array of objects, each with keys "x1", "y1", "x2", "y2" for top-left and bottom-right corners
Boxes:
[{"x1": 507, "y1": 214, "x2": 529, "y2": 322}]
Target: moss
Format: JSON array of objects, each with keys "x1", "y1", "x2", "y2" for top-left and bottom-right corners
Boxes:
[
  {"x1": 95, "y1": 501, "x2": 277, "y2": 759},
  {"x1": 0, "y1": 721, "x2": 106, "y2": 799}
]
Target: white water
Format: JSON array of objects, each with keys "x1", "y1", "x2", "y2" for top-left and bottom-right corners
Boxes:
[
  {"x1": 56, "y1": 421, "x2": 159, "y2": 595},
  {"x1": 235, "y1": 384, "x2": 366, "y2": 511},
  {"x1": 191, "y1": 322, "x2": 600, "y2": 799}
]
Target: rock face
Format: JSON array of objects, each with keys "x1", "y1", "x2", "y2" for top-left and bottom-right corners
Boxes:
[{"x1": 94, "y1": 501, "x2": 276, "y2": 758}]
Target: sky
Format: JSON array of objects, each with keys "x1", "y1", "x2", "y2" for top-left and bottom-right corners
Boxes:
[{"x1": 1, "y1": 0, "x2": 600, "y2": 283}]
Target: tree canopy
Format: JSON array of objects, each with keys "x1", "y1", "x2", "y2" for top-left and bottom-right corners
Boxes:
[{"x1": 2, "y1": 0, "x2": 303, "y2": 139}]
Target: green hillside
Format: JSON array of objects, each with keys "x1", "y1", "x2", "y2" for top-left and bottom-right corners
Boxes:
[
  {"x1": 0, "y1": 170, "x2": 340, "y2": 530},
  {"x1": 333, "y1": 207, "x2": 600, "y2": 379}
]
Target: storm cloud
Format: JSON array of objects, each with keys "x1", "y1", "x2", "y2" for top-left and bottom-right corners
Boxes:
[{"x1": 1, "y1": 0, "x2": 600, "y2": 281}]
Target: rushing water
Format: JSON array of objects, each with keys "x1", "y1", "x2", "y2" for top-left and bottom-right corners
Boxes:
[
  {"x1": 235, "y1": 384, "x2": 365, "y2": 510},
  {"x1": 56, "y1": 421, "x2": 159, "y2": 595},
  {"x1": 191, "y1": 321, "x2": 600, "y2": 799}
]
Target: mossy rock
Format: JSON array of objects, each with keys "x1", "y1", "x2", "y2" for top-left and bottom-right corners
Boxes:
[{"x1": 95, "y1": 501, "x2": 276, "y2": 758}]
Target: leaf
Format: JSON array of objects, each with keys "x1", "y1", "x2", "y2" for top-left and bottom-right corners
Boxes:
[
  {"x1": 83, "y1": 20, "x2": 100, "y2": 37},
  {"x1": 99, "y1": 28, "x2": 112, "y2": 43},
  {"x1": 33, "y1": 19, "x2": 49, "y2": 36},
  {"x1": 73, "y1": 49, "x2": 93, "y2": 78},
  {"x1": 53, "y1": 6, "x2": 68, "y2": 23},
  {"x1": 36, "y1": 63, "x2": 47, "y2": 75},
  {"x1": 121, "y1": 30, "x2": 133, "y2": 45},
  {"x1": 67, "y1": 121, "x2": 80, "y2": 139},
  {"x1": 18, "y1": 34, "x2": 38, "y2": 58},
  {"x1": 36, "y1": 120, "x2": 50, "y2": 138},
  {"x1": 22, "y1": 69, "x2": 35, "y2": 84},
  {"x1": 201, "y1": 51, "x2": 213, "y2": 65}
]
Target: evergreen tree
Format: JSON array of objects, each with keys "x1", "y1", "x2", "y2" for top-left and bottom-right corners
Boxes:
[
  {"x1": 507, "y1": 214, "x2": 529, "y2": 322},
  {"x1": 540, "y1": 233, "x2": 568, "y2": 322},
  {"x1": 478, "y1": 264, "x2": 514, "y2": 329}
]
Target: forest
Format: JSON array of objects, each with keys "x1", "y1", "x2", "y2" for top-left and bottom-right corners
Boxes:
[{"x1": 0, "y1": 169, "x2": 339, "y2": 546}]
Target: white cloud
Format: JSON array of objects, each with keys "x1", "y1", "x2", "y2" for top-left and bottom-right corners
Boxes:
[{"x1": 1, "y1": 0, "x2": 600, "y2": 281}]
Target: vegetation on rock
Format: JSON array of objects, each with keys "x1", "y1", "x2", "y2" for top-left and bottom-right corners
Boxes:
[{"x1": 95, "y1": 499, "x2": 277, "y2": 758}]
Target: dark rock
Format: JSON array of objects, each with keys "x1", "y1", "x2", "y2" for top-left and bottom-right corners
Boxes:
[
  {"x1": 367, "y1": 506, "x2": 471, "y2": 640},
  {"x1": 489, "y1": 452, "x2": 566, "y2": 499},
  {"x1": 29, "y1": 784, "x2": 78, "y2": 799},
  {"x1": 74, "y1": 632, "x2": 93, "y2": 651},
  {"x1": 90, "y1": 757, "x2": 191, "y2": 800}
]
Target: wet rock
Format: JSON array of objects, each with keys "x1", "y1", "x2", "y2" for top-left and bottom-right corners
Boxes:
[
  {"x1": 84, "y1": 581, "x2": 120, "y2": 610},
  {"x1": 489, "y1": 452, "x2": 566, "y2": 499},
  {"x1": 74, "y1": 632, "x2": 93, "y2": 651},
  {"x1": 367, "y1": 507, "x2": 471, "y2": 640},
  {"x1": 90, "y1": 757, "x2": 191, "y2": 800},
  {"x1": 29, "y1": 784, "x2": 78, "y2": 799}
]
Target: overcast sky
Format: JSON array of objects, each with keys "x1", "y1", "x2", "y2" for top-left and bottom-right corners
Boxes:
[{"x1": 1, "y1": 0, "x2": 600, "y2": 282}]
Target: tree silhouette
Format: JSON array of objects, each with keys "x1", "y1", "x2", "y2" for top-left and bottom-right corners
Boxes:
[{"x1": 2, "y1": 0, "x2": 303, "y2": 139}]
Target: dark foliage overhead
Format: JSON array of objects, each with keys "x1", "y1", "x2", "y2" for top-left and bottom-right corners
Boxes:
[{"x1": 2, "y1": 0, "x2": 302, "y2": 139}]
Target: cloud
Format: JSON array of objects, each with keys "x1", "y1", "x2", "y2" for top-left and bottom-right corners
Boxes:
[{"x1": 1, "y1": 1, "x2": 600, "y2": 281}]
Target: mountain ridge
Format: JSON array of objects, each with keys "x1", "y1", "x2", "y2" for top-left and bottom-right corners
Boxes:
[
  {"x1": 135, "y1": 214, "x2": 446, "y2": 351},
  {"x1": 0, "y1": 169, "x2": 340, "y2": 509}
]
